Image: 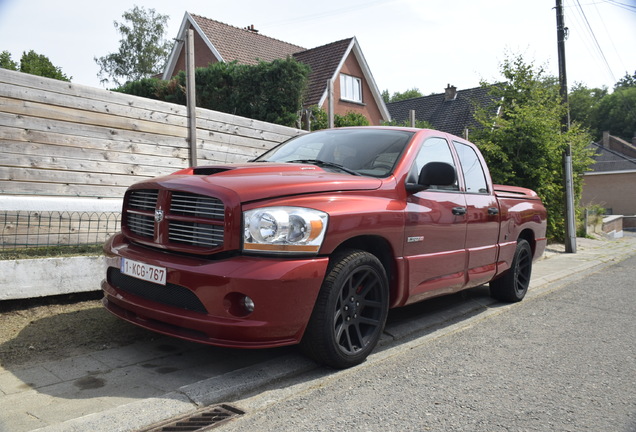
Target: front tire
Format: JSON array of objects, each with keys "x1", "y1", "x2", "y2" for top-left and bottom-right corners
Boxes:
[
  {"x1": 301, "y1": 250, "x2": 389, "y2": 369},
  {"x1": 490, "y1": 239, "x2": 532, "y2": 302}
]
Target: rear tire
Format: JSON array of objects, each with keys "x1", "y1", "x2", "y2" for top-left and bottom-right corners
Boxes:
[
  {"x1": 490, "y1": 239, "x2": 532, "y2": 302},
  {"x1": 300, "y1": 250, "x2": 389, "y2": 369}
]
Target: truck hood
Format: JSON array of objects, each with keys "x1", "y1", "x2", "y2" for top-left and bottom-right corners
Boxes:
[{"x1": 147, "y1": 163, "x2": 383, "y2": 203}]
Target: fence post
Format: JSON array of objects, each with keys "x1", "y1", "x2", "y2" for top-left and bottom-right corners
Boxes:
[
  {"x1": 186, "y1": 29, "x2": 198, "y2": 167},
  {"x1": 328, "y1": 79, "x2": 334, "y2": 129}
]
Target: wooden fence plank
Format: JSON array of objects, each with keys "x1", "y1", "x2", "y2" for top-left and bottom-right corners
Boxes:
[
  {"x1": 1, "y1": 96, "x2": 188, "y2": 137},
  {"x1": 0, "y1": 181, "x2": 129, "y2": 198},
  {"x1": 0, "y1": 146, "x2": 176, "y2": 178},
  {"x1": 0, "y1": 113, "x2": 189, "y2": 149},
  {"x1": 0, "y1": 140, "x2": 188, "y2": 175},
  {"x1": 1, "y1": 84, "x2": 189, "y2": 127}
]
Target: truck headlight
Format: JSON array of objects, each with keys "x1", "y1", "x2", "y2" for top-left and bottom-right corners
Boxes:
[{"x1": 243, "y1": 207, "x2": 328, "y2": 254}]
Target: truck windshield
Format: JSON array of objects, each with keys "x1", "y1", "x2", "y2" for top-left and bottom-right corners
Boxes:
[{"x1": 255, "y1": 128, "x2": 415, "y2": 178}]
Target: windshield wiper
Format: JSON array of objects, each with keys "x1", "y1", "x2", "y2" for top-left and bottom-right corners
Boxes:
[{"x1": 286, "y1": 159, "x2": 361, "y2": 176}]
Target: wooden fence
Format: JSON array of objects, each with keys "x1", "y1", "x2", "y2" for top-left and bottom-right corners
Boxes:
[{"x1": 0, "y1": 68, "x2": 304, "y2": 199}]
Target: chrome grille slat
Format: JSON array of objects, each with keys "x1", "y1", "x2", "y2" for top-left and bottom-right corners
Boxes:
[
  {"x1": 128, "y1": 190, "x2": 158, "y2": 210},
  {"x1": 127, "y1": 213, "x2": 154, "y2": 238},
  {"x1": 170, "y1": 192, "x2": 224, "y2": 220},
  {"x1": 169, "y1": 221, "x2": 224, "y2": 247}
]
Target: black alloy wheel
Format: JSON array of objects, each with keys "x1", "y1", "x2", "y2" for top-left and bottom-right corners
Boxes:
[
  {"x1": 490, "y1": 239, "x2": 533, "y2": 302},
  {"x1": 301, "y1": 249, "x2": 389, "y2": 369}
]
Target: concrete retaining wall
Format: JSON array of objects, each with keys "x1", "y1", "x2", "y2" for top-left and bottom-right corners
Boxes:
[{"x1": 0, "y1": 256, "x2": 104, "y2": 300}]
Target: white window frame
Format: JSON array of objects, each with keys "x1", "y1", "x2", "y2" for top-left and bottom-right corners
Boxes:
[{"x1": 340, "y1": 74, "x2": 362, "y2": 103}]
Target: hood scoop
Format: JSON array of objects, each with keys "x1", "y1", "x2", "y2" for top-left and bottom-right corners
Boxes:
[{"x1": 192, "y1": 167, "x2": 233, "y2": 176}]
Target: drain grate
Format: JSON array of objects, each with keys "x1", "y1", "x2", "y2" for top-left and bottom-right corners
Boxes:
[{"x1": 138, "y1": 404, "x2": 245, "y2": 432}]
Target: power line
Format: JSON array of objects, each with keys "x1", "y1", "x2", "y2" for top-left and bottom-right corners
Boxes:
[
  {"x1": 603, "y1": 0, "x2": 636, "y2": 13},
  {"x1": 578, "y1": 0, "x2": 616, "y2": 81},
  {"x1": 566, "y1": 0, "x2": 618, "y2": 83},
  {"x1": 592, "y1": 1, "x2": 631, "y2": 75}
]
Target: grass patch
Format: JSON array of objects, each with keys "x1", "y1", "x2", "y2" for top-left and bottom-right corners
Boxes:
[{"x1": 0, "y1": 244, "x2": 104, "y2": 260}]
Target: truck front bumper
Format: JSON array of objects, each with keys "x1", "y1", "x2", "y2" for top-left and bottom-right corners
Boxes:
[{"x1": 101, "y1": 234, "x2": 329, "y2": 348}]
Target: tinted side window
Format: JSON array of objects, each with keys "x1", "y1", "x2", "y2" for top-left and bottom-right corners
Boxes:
[
  {"x1": 410, "y1": 137, "x2": 459, "y2": 191},
  {"x1": 453, "y1": 142, "x2": 488, "y2": 194}
]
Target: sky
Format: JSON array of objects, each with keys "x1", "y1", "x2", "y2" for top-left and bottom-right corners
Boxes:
[{"x1": 0, "y1": 0, "x2": 634, "y2": 96}]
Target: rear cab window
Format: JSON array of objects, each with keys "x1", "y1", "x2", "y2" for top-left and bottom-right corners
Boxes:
[{"x1": 453, "y1": 141, "x2": 489, "y2": 194}]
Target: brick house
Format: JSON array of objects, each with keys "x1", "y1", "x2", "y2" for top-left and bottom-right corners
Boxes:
[
  {"x1": 162, "y1": 13, "x2": 390, "y2": 125},
  {"x1": 581, "y1": 132, "x2": 636, "y2": 216}
]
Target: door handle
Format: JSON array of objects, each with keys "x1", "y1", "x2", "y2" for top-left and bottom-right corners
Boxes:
[
  {"x1": 452, "y1": 206, "x2": 467, "y2": 216},
  {"x1": 488, "y1": 207, "x2": 499, "y2": 215}
]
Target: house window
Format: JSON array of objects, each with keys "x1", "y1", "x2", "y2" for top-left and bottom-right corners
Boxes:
[{"x1": 340, "y1": 74, "x2": 362, "y2": 103}]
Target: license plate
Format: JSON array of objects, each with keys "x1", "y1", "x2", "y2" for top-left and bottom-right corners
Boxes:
[{"x1": 121, "y1": 258, "x2": 167, "y2": 285}]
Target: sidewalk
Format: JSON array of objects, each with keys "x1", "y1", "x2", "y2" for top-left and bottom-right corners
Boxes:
[{"x1": 1, "y1": 235, "x2": 635, "y2": 432}]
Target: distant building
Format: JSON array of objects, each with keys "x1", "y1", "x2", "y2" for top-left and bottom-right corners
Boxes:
[
  {"x1": 385, "y1": 84, "x2": 500, "y2": 138},
  {"x1": 581, "y1": 132, "x2": 636, "y2": 215}
]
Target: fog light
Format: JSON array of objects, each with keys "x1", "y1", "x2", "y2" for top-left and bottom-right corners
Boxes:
[{"x1": 242, "y1": 296, "x2": 255, "y2": 313}]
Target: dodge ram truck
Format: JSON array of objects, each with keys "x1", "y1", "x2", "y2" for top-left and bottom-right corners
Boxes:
[{"x1": 102, "y1": 127, "x2": 547, "y2": 368}]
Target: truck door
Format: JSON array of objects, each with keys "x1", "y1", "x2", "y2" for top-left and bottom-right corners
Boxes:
[
  {"x1": 404, "y1": 137, "x2": 467, "y2": 303},
  {"x1": 453, "y1": 141, "x2": 500, "y2": 287}
]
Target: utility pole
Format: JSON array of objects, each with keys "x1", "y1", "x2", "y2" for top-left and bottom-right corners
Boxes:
[
  {"x1": 556, "y1": 0, "x2": 577, "y2": 253},
  {"x1": 556, "y1": 0, "x2": 571, "y2": 129}
]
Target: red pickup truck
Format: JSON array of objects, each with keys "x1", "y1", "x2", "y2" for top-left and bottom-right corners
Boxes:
[{"x1": 102, "y1": 127, "x2": 547, "y2": 368}]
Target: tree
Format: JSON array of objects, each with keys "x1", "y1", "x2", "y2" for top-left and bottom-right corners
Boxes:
[
  {"x1": 0, "y1": 50, "x2": 70, "y2": 81},
  {"x1": 19, "y1": 50, "x2": 71, "y2": 81},
  {"x1": 568, "y1": 82, "x2": 607, "y2": 137},
  {"x1": 568, "y1": 72, "x2": 636, "y2": 143},
  {"x1": 614, "y1": 70, "x2": 636, "y2": 90},
  {"x1": 592, "y1": 86, "x2": 636, "y2": 142},
  {"x1": 382, "y1": 87, "x2": 424, "y2": 103},
  {"x1": 0, "y1": 51, "x2": 18, "y2": 70},
  {"x1": 304, "y1": 106, "x2": 370, "y2": 131},
  {"x1": 472, "y1": 54, "x2": 594, "y2": 241},
  {"x1": 115, "y1": 57, "x2": 310, "y2": 128},
  {"x1": 95, "y1": 6, "x2": 172, "y2": 87}
]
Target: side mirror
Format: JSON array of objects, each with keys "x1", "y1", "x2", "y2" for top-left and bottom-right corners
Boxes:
[{"x1": 406, "y1": 162, "x2": 456, "y2": 193}]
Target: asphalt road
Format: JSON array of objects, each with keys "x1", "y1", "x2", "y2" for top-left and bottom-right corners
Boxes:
[{"x1": 219, "y1": 255, "x2": 636, "y2": 432}]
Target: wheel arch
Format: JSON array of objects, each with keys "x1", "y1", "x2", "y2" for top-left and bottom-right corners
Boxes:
[
  {"x1": 331, "y1": 235, "x2": 396, "y2": 296},
  {"x1": 517, "y1": 228, "x2": 537, "y2": 255}
]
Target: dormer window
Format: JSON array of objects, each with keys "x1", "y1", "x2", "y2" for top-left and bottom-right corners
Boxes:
[{"x1": 340, "y1": 74, "x2": 362, "y2": 103}]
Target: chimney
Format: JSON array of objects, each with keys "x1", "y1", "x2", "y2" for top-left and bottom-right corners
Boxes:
[
  {"x1": 602, "y1": 131, "x2": 610, "y2": 148},
  {"x1": 444, "y1": 84, "x2": 457, "y2": 101},
  {"x1": 245, "y1": 24, "x2": 259, "y2": 33}
]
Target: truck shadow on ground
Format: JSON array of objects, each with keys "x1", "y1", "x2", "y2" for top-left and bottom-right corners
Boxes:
[{"x1": 0, "y1": 284, "x2": 504, "y2": 407}]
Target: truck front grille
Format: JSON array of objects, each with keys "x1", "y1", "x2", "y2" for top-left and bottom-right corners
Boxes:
[{"x1": 124, "y1": 189, "x2": 225, "y2": 252}]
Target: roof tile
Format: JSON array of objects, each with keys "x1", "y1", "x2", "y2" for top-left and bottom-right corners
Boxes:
[
  {"x1": 589, "y1": 142, "x2": 636, "y2": 172},
  {"x1": 293, "y1": 38, "x2": 352, "y2": 106},
  {"x1": 191, "y1": 14, "x2": 305, "y2": 65}
]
